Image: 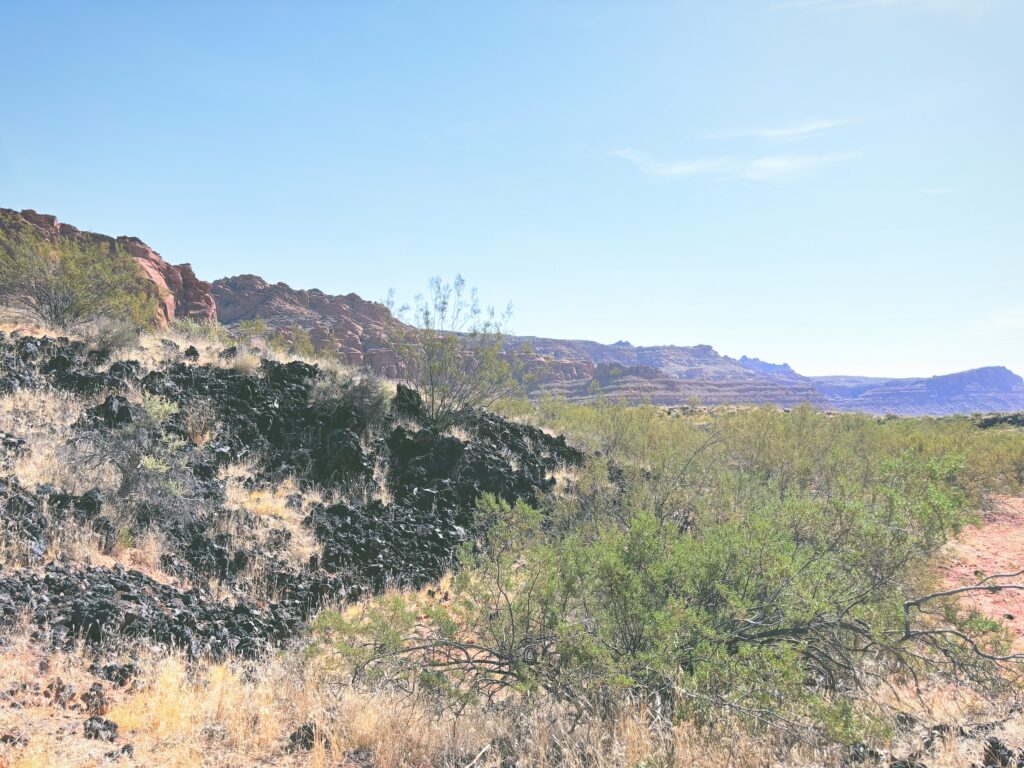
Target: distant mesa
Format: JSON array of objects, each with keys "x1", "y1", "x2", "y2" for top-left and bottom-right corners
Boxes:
[
  {"x1": 738, "y1": 356, "x2": 800, "y2": 379},
  {"x1": 3, "y1": 208, "x2": 1022, "y2": 416}
]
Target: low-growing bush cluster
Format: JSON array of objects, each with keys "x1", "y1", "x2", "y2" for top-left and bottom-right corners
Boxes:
[{"x1": 317, "y1": 400, "x2": 1024, "y2": 753}]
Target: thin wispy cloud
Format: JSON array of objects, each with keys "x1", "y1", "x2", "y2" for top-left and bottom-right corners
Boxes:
[
  {"x1": 612, "y1": 149, "x2": 860, "y2": 182},
  {"x1": 740, "y1": 152, "x2": 860, "y2": 181},
  {"x1": 776, "y1": 0, "x2": 982, "y2": 11},
  {"x1": 716, "y1": 117, "x2": 856, "y2": 141},
  {"x1": 609, "y1": 150, "x2": 732, "y2": 178}
]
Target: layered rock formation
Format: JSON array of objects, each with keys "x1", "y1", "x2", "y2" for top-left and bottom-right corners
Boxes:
[
  {"x1": 507, "y1": 337, "x2": 828, "y2": 407},
  {"x1": 212, "y1": 275, "x2": 403, "y2": 376},
  {"x1": 737, "y1": 356, "x2": 1024, "y2": 416},
  {"x1": 0, "y1": 208, "x2": 216, "y2": 326},
  {"x1": 819, "y1": 367, "x2": 1024, "y2": 416}
]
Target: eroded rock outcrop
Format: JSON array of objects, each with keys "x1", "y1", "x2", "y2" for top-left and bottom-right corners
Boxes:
[{"x1": 212, "y1": 275, "x2": 402, "y2": 375}]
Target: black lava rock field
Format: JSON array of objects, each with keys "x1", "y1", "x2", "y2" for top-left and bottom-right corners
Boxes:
[{"x1": 0, "y1": 332, "x2": 583, "y2": 658}]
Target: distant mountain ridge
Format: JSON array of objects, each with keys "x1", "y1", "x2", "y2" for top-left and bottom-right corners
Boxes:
[
  {"x1": 212, "y1": 275, "x2": 1024, "y2": 414},
  {"x1": 3, "y1": 208, "x2": 1022, "y2": 416},
  {"x1": 733, "y1": 355, "x2": 1024, "y2": 415}
]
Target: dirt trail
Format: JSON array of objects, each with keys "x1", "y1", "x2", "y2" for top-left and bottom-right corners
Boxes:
[{"x1": 942, "y1": 496, "x2": 1024, "y2": 650}]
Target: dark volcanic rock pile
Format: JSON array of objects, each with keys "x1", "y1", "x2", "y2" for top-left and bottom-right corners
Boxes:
[
  {"x1": 0, "y1": 333, "x2": 583, "y2": 658},
  {"x1": 0, "y1": 478, "x2": 110, "y2": 563},
  {"x1": 302, "y1": 388, "x2": 581, "y2": 588},
  {"x1": 140, "y1": 358, "x2": 374, "y2": 484},
  {"x1": 0, "y1": 563, "x2": 299, "y2": 659}
]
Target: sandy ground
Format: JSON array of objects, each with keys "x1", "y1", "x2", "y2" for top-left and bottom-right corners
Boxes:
[{"x1": 942, "y1": 497, "x2": 1024, "y2": 650}]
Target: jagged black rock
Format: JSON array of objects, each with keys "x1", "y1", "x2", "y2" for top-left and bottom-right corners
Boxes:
[{"x1": 0, "y1": 333, "x2": 583, "y2": 658}]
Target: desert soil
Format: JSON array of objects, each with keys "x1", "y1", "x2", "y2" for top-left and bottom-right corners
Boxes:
[{"x1": 942, "y1": 496, "x2": 1024, "y2": 650}]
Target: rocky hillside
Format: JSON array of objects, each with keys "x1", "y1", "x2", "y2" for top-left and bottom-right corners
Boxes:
[
  {"x1": 0, "y1": 331, "x2": 582, "y2": 660},
  {"x1": 0, "y1": 208, "x2": 216, "y2": 325}
]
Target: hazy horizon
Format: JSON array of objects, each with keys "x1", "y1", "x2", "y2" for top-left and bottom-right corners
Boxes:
[{"x1": 2, "y1": 1, "x2": 1021, "y2": 378}]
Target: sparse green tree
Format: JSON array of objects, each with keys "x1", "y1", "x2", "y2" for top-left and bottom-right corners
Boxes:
[
  {"x1": 389, "y1": 275, "x2": 521, "y2": 428},
  {"x1": 266, "y1": 325, "x2": 315, "y2": 358},
  {"x1": 0, "y1": 229, "x2": 156, "y2": 330},
  {"x1": 237, "y1": 318, "x2": 269, "y2": 343}
]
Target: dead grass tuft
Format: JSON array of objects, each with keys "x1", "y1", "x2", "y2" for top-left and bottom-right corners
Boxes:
[
  {"x1": 0, "y1": 387, "x2": 113, "y2": 493},
  {"x1": 1, "y1": 608, "x2": 1022, "y2": 768},
  {"x1": 218, "y1": 464, "x2": 321, "y2": 577}
]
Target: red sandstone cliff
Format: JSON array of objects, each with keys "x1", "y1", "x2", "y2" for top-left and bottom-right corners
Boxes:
[{"x1": 212, "y1": 274, "x2": 404, "y2": 376}]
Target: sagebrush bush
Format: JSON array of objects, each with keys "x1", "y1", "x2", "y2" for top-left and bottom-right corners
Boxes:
[
  {"x1": 169, "y1": 317, "x2": 233, "y2": 345},
  {"x1": 85, "y1": 316, "x2": 143, "y2": 355}
]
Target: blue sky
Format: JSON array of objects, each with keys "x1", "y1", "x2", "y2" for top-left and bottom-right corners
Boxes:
[{"x1": 1, "y1": 0, "x2": 1021, "y2": 377}]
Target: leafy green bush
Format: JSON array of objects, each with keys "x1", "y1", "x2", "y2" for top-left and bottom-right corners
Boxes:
[
  {"x1": 317, "y1": 403, "x2": 1024, "y2": 743},
  {"x1": 169, "y1": 317, "x2": 233, "y2": 344},
  {"x1": 0, "y1": 225, "x2": 156, "y2": 330},
  {"x1": 236, "y1": 318, "x2": 269, "y2": 344},
  {"x1": 266, "y1": 324, "x2": 315, "y2": 359},
  {"x1": 291, "y1": 326, "x2": 315, "y2": 358}
]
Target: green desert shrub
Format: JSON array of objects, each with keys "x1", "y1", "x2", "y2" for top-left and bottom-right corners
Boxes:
[
  {"x1": 267, "y1": 324, "x2": 316, "y2": 359},
  {"x1": 0, "y1": 226, "x2": 156, "y2": 330},
  {"x1": 236, "y1": 318, "x2": 269, "y2": 344},
  {"x1": 317, "y1": 402, "x2": 1024, "y2": 744},
  {"x1": 169, "y1": 317, "x2": 233, "y2": 344},
  {"x1": 388, "y1": 275, "x2": 522, "y2": 429}
]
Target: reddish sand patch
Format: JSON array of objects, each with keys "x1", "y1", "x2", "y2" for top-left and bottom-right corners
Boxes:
[{"x1": 942, "y1": 497, "x2": 1024, "y2": 650}]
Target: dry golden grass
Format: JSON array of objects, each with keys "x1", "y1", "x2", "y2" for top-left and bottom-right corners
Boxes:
[
  {"x1": 219, "y1": 463, "x2": 322, "y2": 574},
  {"x1": 0, "y1": 626, "x2": 486, "y2": 768},
  {"x1": 0, "y1": 387, "x2": 130, "y2": 569},
  {"x1": 0, "y1": 628, "x2": 129, "y2": 768},
  {"x1": 2, "y1": 592, "x2": 1023, "y2": 768},
  {"x1": 123, "y1": 326, "x2": 366, "y2": 381},
  {"x1": 0, "y1": 317, "x2": 70, "y2": 339},
  {"x1": 0, "y1": 374, "x2": 184, "y2": 580},
  {"x1": 107, "y1": 333, "x2": 178, "y2": 370},
  {"x1": 869, "y1": 678, "x2": 1024, "y2": 768},
  {"x1": 0, "y1": 387, "x2": 111, "y2": 493}
]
